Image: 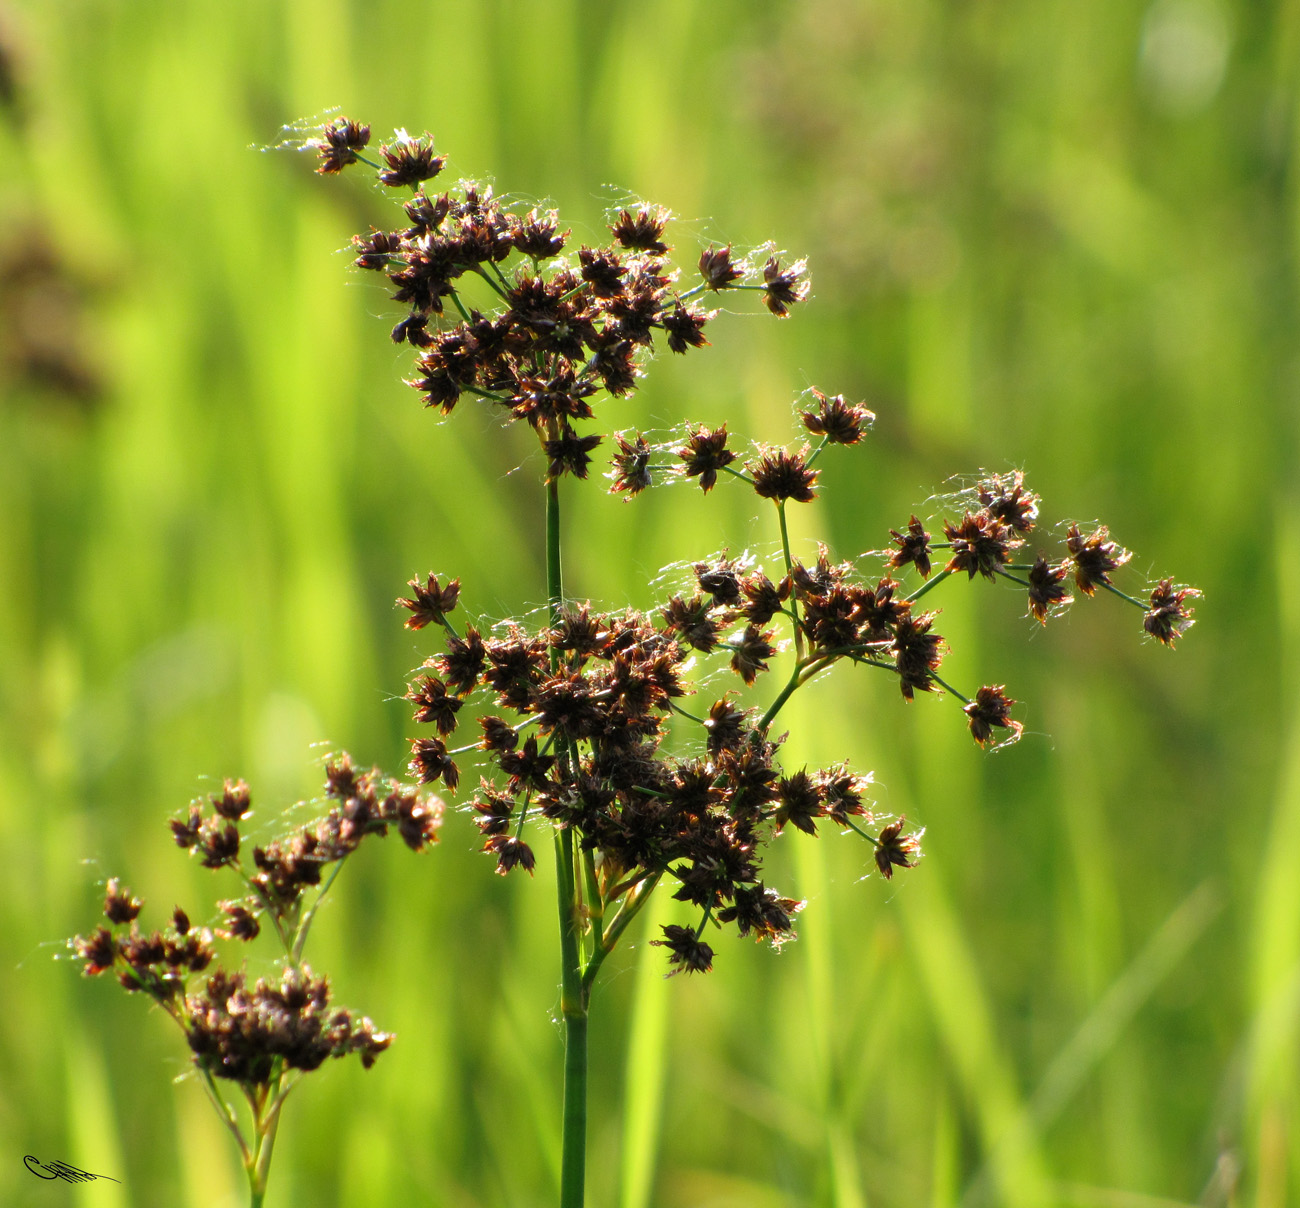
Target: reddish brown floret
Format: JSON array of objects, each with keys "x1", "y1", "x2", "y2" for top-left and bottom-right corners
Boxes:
[
  {"x1": 874, "y1": 817, "x2": 923, "y2": 879},
  {"x1": 815, "y1": 766, "x2": 871, "y2": 826},
  {"x1": 944, "y1": 512, "x2": 1019, "y2": 580},
  {"x1": 407, "y1": 675, "x2": 462, "y2": 735},
  {"x1": 661, "y1": 303, "x2": 711, "y2": 353},
  {"x1": 728, "y1": 625, "x2": 777, "y2": 685},
  {"x1": 1143, "y1": 579, "x2": 1202, "y2": 646},
  {"x1": 1065, "y1": 524, "x2": 1131, "y2": 596},
  {"x1": 892, "y1": 612, "x2": 945, "y2": 700},
  {"x1": 678, "y1": 425, "x2": 736, "y2": 492},
  {"x1": 740, "y1": 572, "x2": 789, "y2": 626},
  {"x1": 398, "y1": 573, "x2": 461, "y2": 630},
  {"x1": 513, "y1": 208, "x2": 567, "y2": 259},
  {"x1": 76, "y1": 925, "x2": 117, "y2": 975},
  {"x1": 377, "y1": 133, "x2": 446, "y2": 188},
  {"x1": 211, "y1": 779, "x2": 251, "y2": 820},
  {"x1": 611, "y1": 206, "x2": 671, "y2": 256},
  {"x1": 578, "y1": 246, "x2": 628, "y2": 298},
  {"x1": 698, "y1": 244, "x2": 744, "y2": 290},
  {"x1": 352, "y1": 229, "x2": 402, "y2": 271},
  {"x1": 651, "y1": 924, "x2": 714, "y2": 974},
  {"x1": 761, "y1": 255, "x2": 809, "y2": 317},
  {"x1": 977, "y1": 472, "x2": 1039, "y2": 533},
  {"x1": 750, "y1": 447, "x2": 818, "y2": 504},
  {"x1": 800, "y1": 390, "x2": 874, "y2": 445},
  {"x1": 218, "y1": 900, "x2": 261, "y2": 941},
  {"x1": 104, "y1": 878, "x2": 142, "y2": 925},
  {"x1": 661, "y1": 594, "x2": 723, "y2": 653},
  {"x1": 543, "y1": 428, "x2": 603, "y2": 480},
  {"x1": 775, "y1": 770, "x2": 823, "y2": 836},
  {"x1": 1027, "y1": 555, "x2": 1074, "y2": 624},
  {"x1": 409, "y1": 737, "x2": 459, "y2": 791},
  {"x1": 484, "y1": 834, "x2": 536, "y2": 876},
  {"x1": 314, "y1": 117, "x2": 370, "y2": 174},
  {"x1": 610, "y1": 433, "x2": 653, "y2": 498},
  {"x1": 889, "y1": 516, "x2": 933, "y2": 578},
  {"x1": 964, "y1": 685, "x2": 1024, "y2": 747}
]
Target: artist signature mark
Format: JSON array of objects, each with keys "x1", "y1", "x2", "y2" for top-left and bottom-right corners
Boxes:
[{"x1": 24, "y1": 1155, "x2": 121, "y2": 1184}]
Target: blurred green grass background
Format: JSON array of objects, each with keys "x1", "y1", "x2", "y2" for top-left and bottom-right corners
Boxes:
[{"x1": 1, "y1": 1, "x2": 1295, "y2": 1205}]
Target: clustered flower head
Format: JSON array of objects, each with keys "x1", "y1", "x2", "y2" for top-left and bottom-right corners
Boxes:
[
  {"x1": 317, "y1": 117, "x2": 809, "y2": 495},
  {"x1": 317, "y1": 119, "x2": 1198, "y2": 974},
  {"x1": 398, "y1": 584, "x2": 910, "y2": 968},
  {"x1": 74, "y1": 756, "x2": 440, "y2": 1090}
]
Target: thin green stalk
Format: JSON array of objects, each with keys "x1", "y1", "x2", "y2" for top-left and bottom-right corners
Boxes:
[
  {"x1": 555, "y1": 825, "x2": 587, "y2": 1208},
  {"x1": 560, "y1": 1007, "x2": 589, "y2": 1208},
  {"x1": 1100, "y1": 580, "x2": 1149, "y2": 610},
  {"x1": 776, "y1": 501, "x2": 805, "y2": 660},
  {"x1": 905, "y1": 567, "x2": 953, "y2": 604},
  {"x1": 290, "y1": 860, "x2": 346, "y2": 965},
  {"x1": 546, "y1": 470, "x2": 588, "y2": 1208}
]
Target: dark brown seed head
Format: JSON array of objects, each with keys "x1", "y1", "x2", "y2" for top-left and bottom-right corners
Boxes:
[
  {"x1": 1143, "y1": 579, "x2": 1202, "y2": 646},
  {"x1": 943, "y1": 512, "x2": 1019, "y2": 580},
  {"x1": 892, "y1": 612, "x2": 945, "y2": 701},
  {"x1": 750, "y1": 447, "x2": 818, "y2": 504},
  {"x1": 314, "y1": 117, "x2": 370, "y2": 174},
  {"x1": 698, "y1": 244, "x2": 744, "y2": 290},
  {"x1": 76, "y1": 925, "x2": 117, "y2": 975},
  {"x1": 761, "y1": 255, "x2": 809, "y2": 317},
  {"x1": 611, "y1": 206, "x2": 671, "y2": 255},
  {"x1": 103, "y1": 878, "x2": 142, "y2": 925},
  {"x1": 407, "y1": 674, "x2": 462, "y2": 735},
  {"x1": 651, "y1": 924, "x2": 714, "y2": 974},
  {"x1": 740, "y1": 572, "x2": 790, "y2": 626},
  {"x1": 578, "y1": 246, "x2": 628, "y2": 298},
  {"x1": 963, "y1": 685, "x2": 1024, "y2": 747},
  {"x1": 874, "y1": 817, "x2": 923, "y2": 879},
  {"x1": 409, "y1": 736, "x2": 459, "y2": 791},
  {"x1": 398, "y1": 573, "x2": 461, "y2": 630},
  {"x1": 889, "y1": 516, "x2": 932, "y2": 578},
  {"x1": 661, "y1": 303, "x2": 712, "y2": 354},
  {"x1": 377, "y1": 132, "x2": 447, "y2": 188},
  {"x1": 678, "y1": 425, "x2": 736, "y2": 492},
  {"x1": 1027, "y1": 555, "x2": 1073, "y2": 624},
  {"x1": 352, "y1": 229, "x2": 403, "y2": 271},
  {"x1": 484, "y1": 834, "x2": 536, "y2": 876},
  {"x1": 775, "y1": 769, "x2": 823, "y2": 836},
  {"x1": 513, "y1": 208, "x2": 567, "y2": 259},
  {"x1": 800, "y1": 390, "x2": 874, "y2": 445},
  {"x1": 211, "y1": 778, "x2": 251, "y2": 820},
  {"x1": 977, "y1": 471, "x2": 1039, "y2": 534},
  {"x1": 610, "y1": 433, "x2": 653, "y2": 498},
  {"x1": 728, "y1": 625, "x2": 777, "y2": 685},
  {"x1": 1065, "y1": 524, "x2": 1131, "y2": 596},
  {"x1": 218, "y1": 900, "x2": 261, "y2": 941},
  {"x1": 543, "y1": 428, "x2": 603, "y2": 481}
]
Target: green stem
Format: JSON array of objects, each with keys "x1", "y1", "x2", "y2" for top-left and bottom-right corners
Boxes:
[
  {"x1": 556, "y1": 828, "x2": 587, "y2": 1208},
  {"x1": 546, "y1": 466, "x2": 588, "y2": 1208},
  {"x1": 905, "y1": 567, "x2": 953, "y2": 604},
  {"x1": 560, "y1": 1006, "x2": 588, "y2": 1208},
  {"x1": 1100, "y1": 580, "x2": 1149, "y2": 610},
  {"x1": 776, "y1": 501, "x2": 805, "y2": 661},
  {"x1": 546, "y1": 475, "x2": 564, "y2": 630}
]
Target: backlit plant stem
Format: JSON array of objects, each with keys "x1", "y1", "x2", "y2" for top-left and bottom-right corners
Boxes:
[{"x1": 547, "y1": 471, "x2": 589, "y2": 1208}]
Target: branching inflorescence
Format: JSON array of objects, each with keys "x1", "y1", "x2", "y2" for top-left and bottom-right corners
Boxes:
[
  {"x1": 73, "y1": 114, "x2": 1200, "y2": 1208},
  {"x1": 315, "y1": 115, "x2": 1199, "y2": 982},
  {"x1": 73, "y1": 758, "x2": 441, "y2": 1207}
]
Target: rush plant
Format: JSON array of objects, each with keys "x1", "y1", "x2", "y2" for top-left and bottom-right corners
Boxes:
[{"x1": 73, "y1": 115, "x2": 1199, "y2": 1208}]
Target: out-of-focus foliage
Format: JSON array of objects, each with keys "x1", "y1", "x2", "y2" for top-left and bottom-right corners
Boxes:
[{"x1": 0, "y1": 1, "x2": 1292, "y2": 1205}]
